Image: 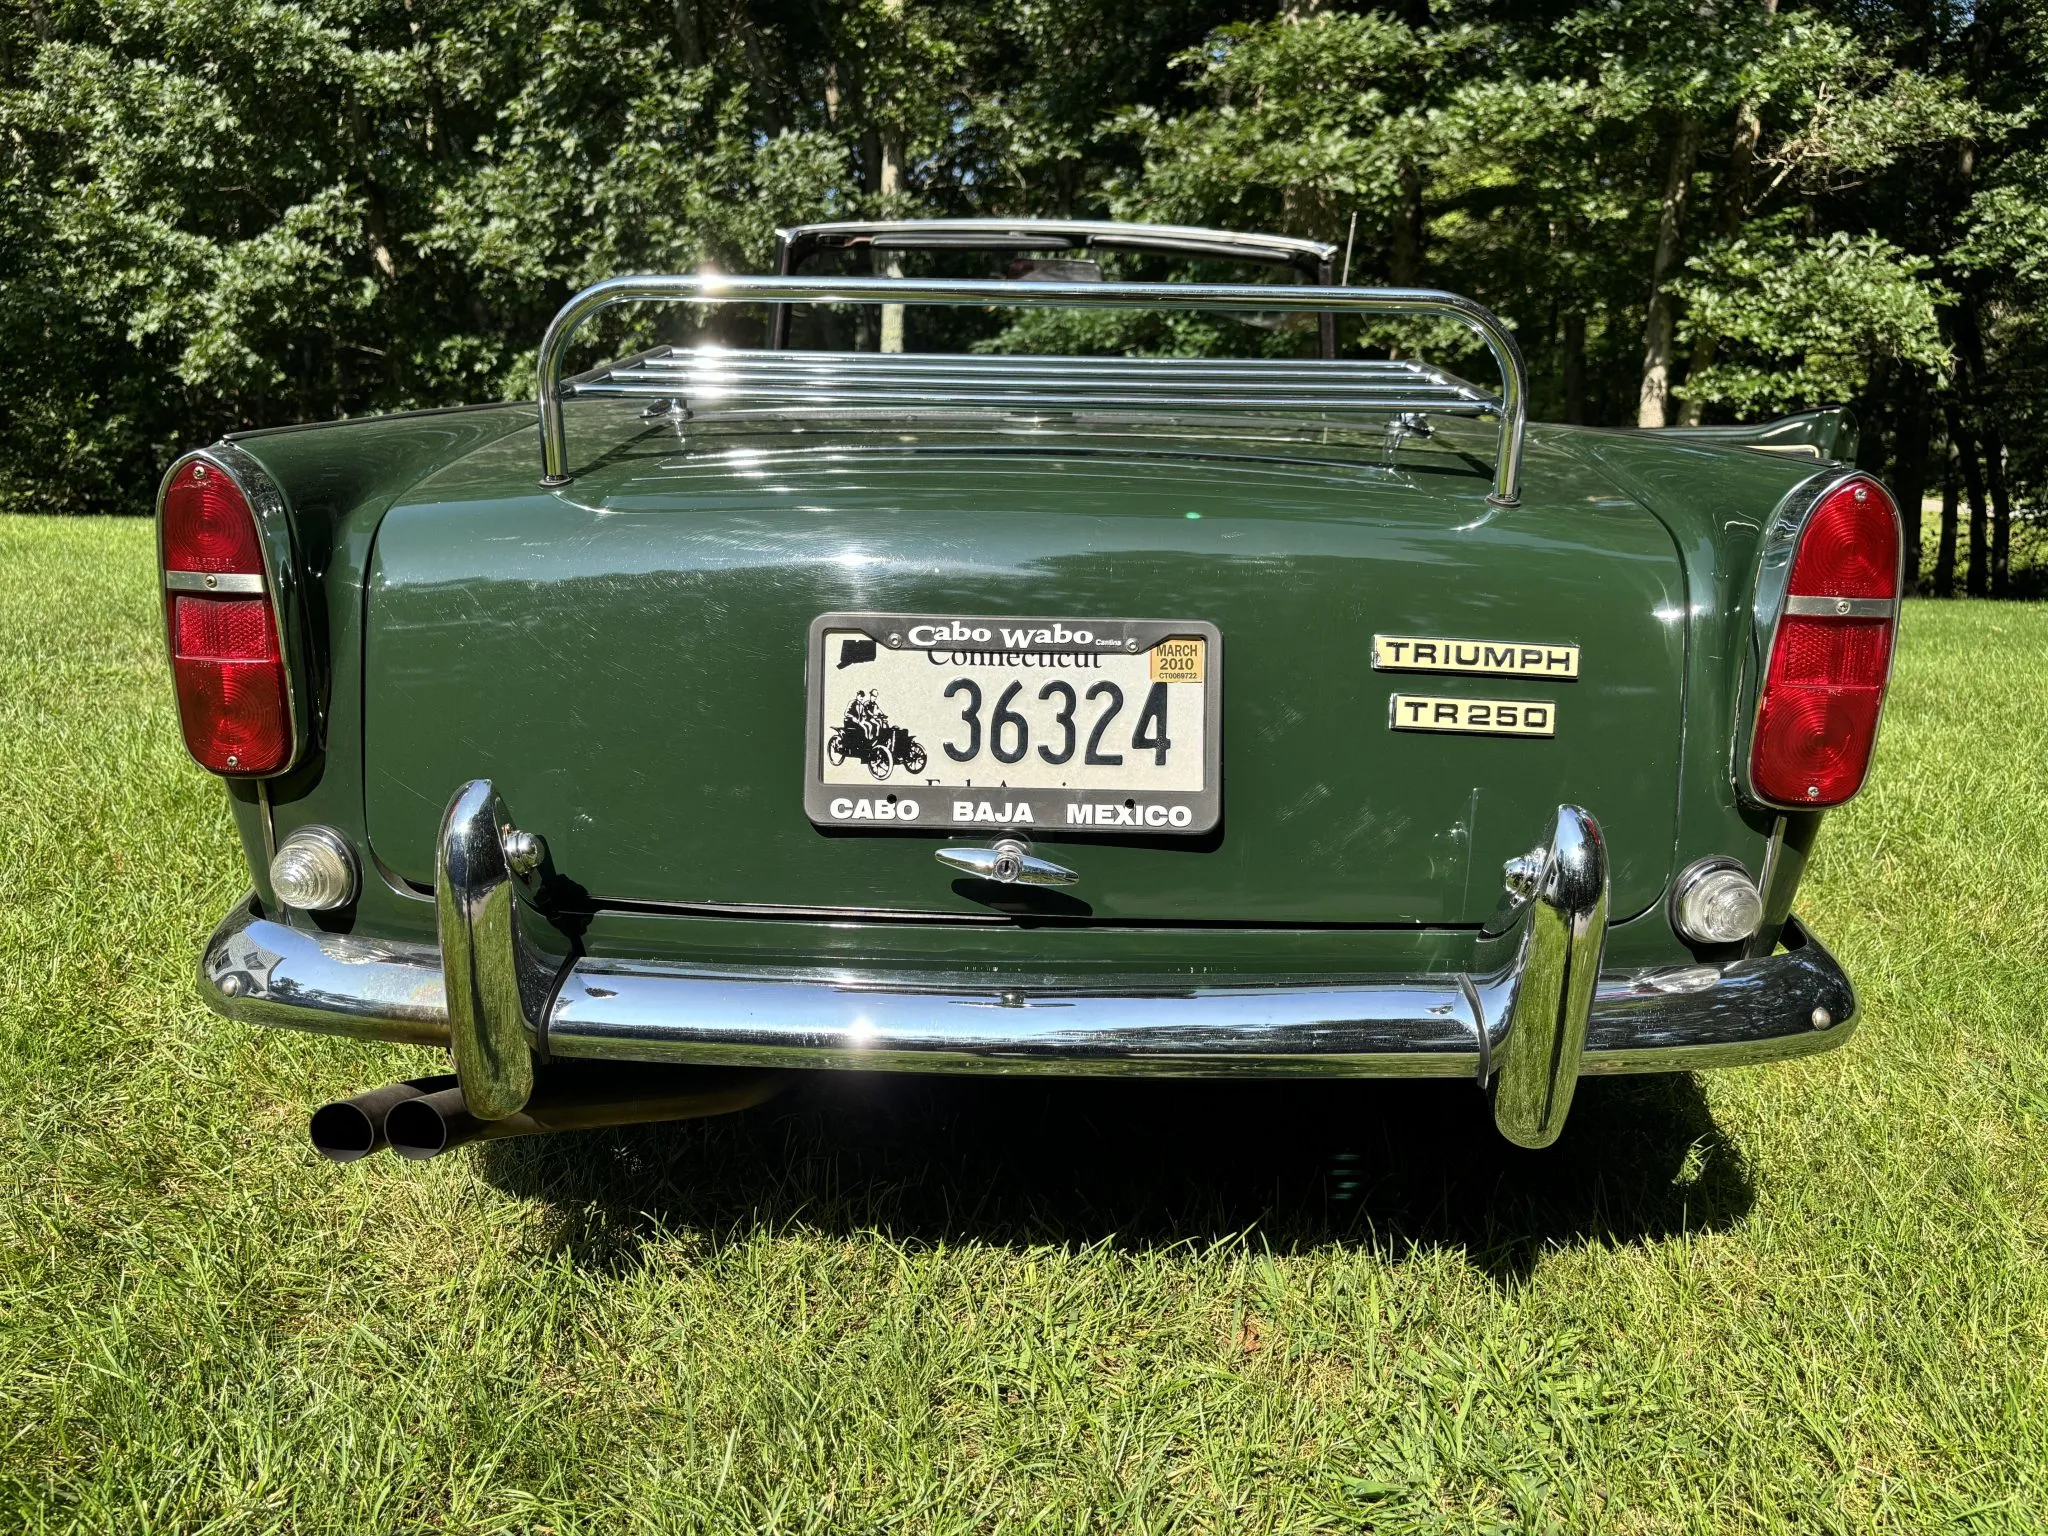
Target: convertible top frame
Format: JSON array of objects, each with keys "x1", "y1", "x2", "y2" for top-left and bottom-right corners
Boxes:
[{"x1": 770, "y1": 218, "x2": 1340, "y2": 356}]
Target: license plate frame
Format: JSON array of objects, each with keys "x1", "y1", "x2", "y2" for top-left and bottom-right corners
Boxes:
[{"x1": 804, "y1": 612, "x2": 1223, "y2": 836}]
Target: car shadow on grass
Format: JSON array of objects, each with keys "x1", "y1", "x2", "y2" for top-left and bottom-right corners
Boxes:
[{"x1": 477, "y1": 1070, "x2": 1754, "y2": 1284}]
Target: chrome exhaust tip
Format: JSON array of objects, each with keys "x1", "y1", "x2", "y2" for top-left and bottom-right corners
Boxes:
[{"x1": 308, "y1": 1076, "x2": 455, "y2": 1162}]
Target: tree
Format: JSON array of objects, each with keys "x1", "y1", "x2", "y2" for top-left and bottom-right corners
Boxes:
[{"x1": 2, "y1": 0, "x2": 2045, "y2": 598}]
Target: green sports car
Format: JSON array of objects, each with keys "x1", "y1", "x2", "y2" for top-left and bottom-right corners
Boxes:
[{"x1": 163, "y1": 219, "x2": 1900, "y2": 1160}]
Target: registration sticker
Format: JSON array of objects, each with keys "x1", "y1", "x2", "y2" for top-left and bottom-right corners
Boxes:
[
  {"x1": 1150, "y1": 637, "x2": 1206, "y2": 684},
  {"x1": 1389, "y1": 694, "x2": 1556, "y2": 737}
]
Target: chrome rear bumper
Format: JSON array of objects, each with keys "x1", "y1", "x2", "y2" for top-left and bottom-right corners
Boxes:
[
  {"x1": 200, "y1": 789, "x2": 1857, "y2": 1149},
  {"x1": 205, "y1": 899, "x2": 1852, "y2": 1071}
]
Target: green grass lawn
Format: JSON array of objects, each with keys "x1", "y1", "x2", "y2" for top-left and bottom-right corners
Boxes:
[{"x1": 2, "y1": 515, "x2": 2045, "y2": 1533}]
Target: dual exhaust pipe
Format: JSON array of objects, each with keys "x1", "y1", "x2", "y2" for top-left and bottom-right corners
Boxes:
[{"x1": 309, "y1": 1063, "x2": 786, "y2": 1163}]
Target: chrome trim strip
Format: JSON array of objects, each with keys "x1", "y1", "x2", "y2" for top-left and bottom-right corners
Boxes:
[
  {"x1": 1750, "y1": 817, "x2": 1789, "y2": 959},
  {"x1": 534, "y1": 275, "x2": 1528, "y2": 505},
  {"x1": 197, "y1": 903, "x2": 1855, "y2": 1084},
  {"x1": 1783, "y1": 595, "x2": 1894, "y2": 618},
  {"x1": 164, "y1": 570, "x2": 266, "y2": 594},
  {"x1": 1749, "y1": 812, "x2": 1821, "y2": 959},
  {"x1": 255, "y1": 779, "x2": 277, "y2": 865}
]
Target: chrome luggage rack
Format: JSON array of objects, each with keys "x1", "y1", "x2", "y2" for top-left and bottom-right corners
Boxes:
[
  {"x1": 535, "y1": 275, "x2": 1528, "y2": 503},
  {"x1": 567, "y1": 350, "x2": 1501, "y2": 424}
]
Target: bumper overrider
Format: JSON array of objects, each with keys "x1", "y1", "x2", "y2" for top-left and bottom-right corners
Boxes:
[{"x1": 203, "y1": 782, "x2": 1856, "y2": 1148}]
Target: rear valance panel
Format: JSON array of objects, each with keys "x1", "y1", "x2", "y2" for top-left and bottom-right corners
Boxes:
[{"x1": 363, "y1": 449, "x2": 1685, "y2": 925}]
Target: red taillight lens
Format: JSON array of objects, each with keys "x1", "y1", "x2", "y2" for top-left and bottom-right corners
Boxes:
[
  {"x1": 169, "y1": 639, "x2": 294, "y2": 775},
  {"x1": 1749, "y1": 477, "x2": 1899, "y2": 808},
  {"x1": 159, "y1": 459, "x2": 293, "y2": 776},
  {"x1": 1787, "y1": 480, "x2": 1900, "y2": 600},
  {"x1": 1769, "y1": 614, "x2": 1894, "y2": 688},
  {"x1": 162, "y1": 462, "x2": 267, "y2": 573},
  {"x1": 171, "y1": 594, "x2": 279, "y2": 662}
]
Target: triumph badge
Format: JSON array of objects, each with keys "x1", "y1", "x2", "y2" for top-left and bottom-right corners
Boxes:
[{"x1": 1373, "y1": 635, "x2": 1580, "y2": 680}]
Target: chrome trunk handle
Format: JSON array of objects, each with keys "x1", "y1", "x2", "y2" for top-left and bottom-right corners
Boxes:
[{"x1": 935, "y1": 838, "x2": 1079, "y2": 887}]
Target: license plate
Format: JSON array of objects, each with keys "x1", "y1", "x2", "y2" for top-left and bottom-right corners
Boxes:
[{"x1": 805, "y1": 612, "x2": 1222, "y2": 835}]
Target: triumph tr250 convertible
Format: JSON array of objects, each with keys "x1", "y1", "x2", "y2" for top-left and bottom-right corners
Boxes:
[{"x1": 163, "y1": 219, "x2": 1900, "y2": 1161}]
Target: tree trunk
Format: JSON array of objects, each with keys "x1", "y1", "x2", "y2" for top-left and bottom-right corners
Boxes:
[
  {"x1": 1950, "y1": 298, "x2": 2011, "y2": 596},
  {"x1": 1991, "y1": 442, "x2": 2011, "y2": 594},
  {"x1": 1562, "y1": 312, "x2": 1587, "y2": 425},
  {"x1": 739, "y1": 10, "x2": 783, "y2": 135},
  {"x1": 1674, "y1": 336, "x2": 1712, "y2": 427},
  {"x1": 1966, "y1": 447, "x2": 1989, "y2": 596},
  {"x1": 1638, "y1": 118, "x2": 1700, "y2": 428},
  {"x1": 875, "y1": 0, "x2": 907, "y2": 354},
  {"x1": 1935, "y1": 439, "x2": 1958, "y2": 597},
  {"x1": 1390, "y1": 161, "x2": 1424, "y2": 287},
  {"x1": 876, "y1": 138, "x2": 906, "y2": 353},
  {"x1": 671, "y1": 0, "x2": 703, "y2": 69},
  {"x1": 345, "y1": 92, "x2": 398, "y2": 282},
  {"x1": 1675, "y1": 83, "x2": 1767, "y2": 427},
  {"x1": 1979, "y1": 425, "x2": 2010, "y2": 596},
  {"x1": 1948, "y1": 406, "x2": 1990, "y2": 597},
  {"x1": 1889, "y1": 376, "x2": 1931, "y2": 594}
]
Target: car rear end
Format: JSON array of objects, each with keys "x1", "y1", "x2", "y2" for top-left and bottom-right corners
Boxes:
[{"x1": 163, "y1": 268, "x2": 1900, "y2": 1159}]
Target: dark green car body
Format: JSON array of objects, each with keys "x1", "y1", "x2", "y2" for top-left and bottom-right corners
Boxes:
[{"x1": 175, "y1": 228, "x2": 1888, "y2": 1153}]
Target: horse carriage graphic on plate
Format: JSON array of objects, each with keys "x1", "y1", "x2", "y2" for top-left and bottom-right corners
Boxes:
[{"x1": 827, "y1": 691, "x2": 928, "y2": 780}]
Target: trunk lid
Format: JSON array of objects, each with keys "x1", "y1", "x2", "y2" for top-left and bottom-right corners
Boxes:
[{"x1": 362, "y1": 421, "x2": 1685, "y2": 924}]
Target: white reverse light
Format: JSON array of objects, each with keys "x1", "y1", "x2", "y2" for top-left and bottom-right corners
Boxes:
[
  {"x1": 269, "y1": 827, "x2": 359, "y2": 911},
  {"x1": 1673, "y1": 861, "x2": 1763, "y2": 946}
]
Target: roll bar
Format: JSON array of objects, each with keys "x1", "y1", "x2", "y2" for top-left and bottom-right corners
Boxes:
[{"x1": 533, "y1": 274, "x2": 1528, "y2": 505}]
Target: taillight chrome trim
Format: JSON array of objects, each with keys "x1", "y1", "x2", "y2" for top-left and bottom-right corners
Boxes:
[
  {"x1": 164, "y1": 570, "x2": 267, "y2": 594},
  {"x1": 1736, "y1": 468, "x2": 1905, "y2": 813},
  {"x1": 155, "y1": 441, "x2": 312, "y2": 778},
  {"x1": 1782, "y1": 595, "x2": 1894, "y2": 619}
]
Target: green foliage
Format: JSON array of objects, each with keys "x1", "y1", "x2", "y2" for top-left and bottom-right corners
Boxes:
[
  {"x1": 1675, "y1": 225, "x2": 1952, "y2": 413},
  {"x1": 1114, "y1": 12, "x2": 1490, "y2": 233},
  {"x1": 0, "y1": 0, "x2": 967, "y2": 510},
  {"x1": 3, "y1": 0, "x2": 2047, "y2": 566}
]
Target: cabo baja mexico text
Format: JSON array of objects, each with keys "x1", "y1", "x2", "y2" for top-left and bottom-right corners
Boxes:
[{"x1": 824, "y1": 797, "x2": 1197, "y2": 828}]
